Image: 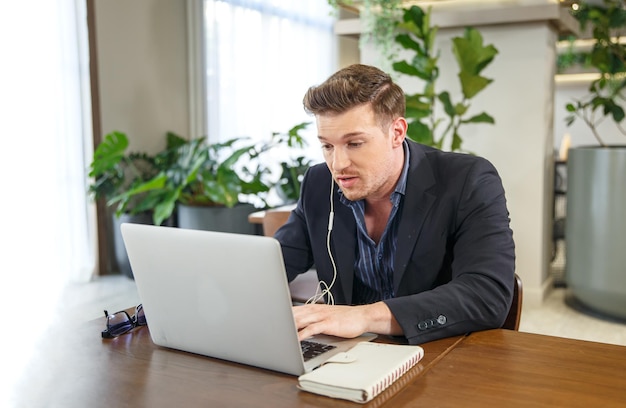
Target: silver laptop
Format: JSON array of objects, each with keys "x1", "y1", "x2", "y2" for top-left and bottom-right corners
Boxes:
[{"x1": 120, "y1": 223, "x2": 376, "y2": 376}]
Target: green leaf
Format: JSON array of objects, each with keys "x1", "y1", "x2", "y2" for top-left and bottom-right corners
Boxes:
[
  {"x1": 89, "y1": 131, "x2": 129, "y2": 177},
  {"x1": 455, "y1": 102, "x2": 468, "y2": 116},
  {"x1": 392, "y1": 60, "x2": 431, "y2": 81},
  {"x1": 452, "y1": 28, "x2": 498, "y2": 75},
  {"x1": 433, "y1": 136, "x2": 444, "y2": 150},
  {"x1": 592, "y1": 95, "x2": 608, "y2": 110},
  {"x1": 241, "y1": 176, "x2": 271, "y2": 196},
  {"x1": 610, "y1": 103, "x2": 625, "y2": 122},
  {"x1": 165, "y1": 132, "x2": 188, "y2": 150},
  {"x1": 285, "y1": 121, "x2": 311, "y2": 148},
  {"x1": 219, "y1": 145, "x2": 255, "y2": 170},
  {"x1": 406, "y1": 120, "x2": 433, "y2": 145},
  {"x1": 288, "y1": 121, "x2": 310, "y2": 136},
  {"x1": 404, "y1": 5, "x2": 426, "y2": 33},
  {"x1": 405, "y1": 94, "x2": 432, "y2": 122},
  {"x1": 152, "y1": 189, "x2": 180, "y2": 225},
  {"x1": 405, "y1": 94, "x2": 431, "y2": 110},
  {"x1": 200, "y1": 179, "x2": 232, "y2": 207},
  {"x1": 111, "y1": 174, "x2": 167, "y2": 203},
  {"x1": 426, "y1": 25, "x2": 438, "y2": 53},
  {"x1": 131, "y1": 190, "x2": 165, "y2": 214},
  {"x1": 461, "y1": 112, "x2": 495, "y2": 124},
  {"x1": 395, "y1": 33, "x2": 423, "y2": 54},
  {"x1": 412, "y1": 54, "x2": 438, "y2": 80},
  {"x1": 451, "y1": 132, "x2": 462, "y2": 152},
  {"x1": 405, "y1": 106, "x2": 430, "y2": 120},
  {"x1": 184, "y1": 154, "x2": 209, "y2": 185},
  {"x1": 438, "y1": 92, "x2": 456, "y2": 117},
  {"x1": 458, "y1": 72, "x2": 493, "y2": 99}
]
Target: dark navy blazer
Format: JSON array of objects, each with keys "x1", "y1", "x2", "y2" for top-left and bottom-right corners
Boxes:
[{"x1": 275, "y1": 140, "x2": 516, "y2": 344}]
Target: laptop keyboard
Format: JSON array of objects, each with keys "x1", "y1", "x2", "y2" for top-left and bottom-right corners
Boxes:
[{"x1": 300, "y1": 340, "x2": 336, "y2": 361}]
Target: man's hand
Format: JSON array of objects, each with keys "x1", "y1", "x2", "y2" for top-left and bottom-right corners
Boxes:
[{"x1": 292, "y1": 302, "x2": 403, "y2": 341}]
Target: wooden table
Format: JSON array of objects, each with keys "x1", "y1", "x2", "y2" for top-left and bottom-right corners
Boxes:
[
  {"x1": 9, "y1": 318, "x2": 626, "y2": 407},
  {"x1": 397, "y1": 329, "x2": 626, "y2": 407}
]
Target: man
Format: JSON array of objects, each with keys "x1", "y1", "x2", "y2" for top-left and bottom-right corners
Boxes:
[{"x1": 275, "y1": 64, "x2": 515, "y2": 345}]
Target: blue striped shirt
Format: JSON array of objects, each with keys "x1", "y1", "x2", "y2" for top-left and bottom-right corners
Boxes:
[{"x1": 339, "y1": 141, "x2": 410, "y2": 304}]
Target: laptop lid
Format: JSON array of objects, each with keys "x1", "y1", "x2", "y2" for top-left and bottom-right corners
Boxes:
[{"x1": 120, "y1": 223, "x2": 374, "y2": 376}]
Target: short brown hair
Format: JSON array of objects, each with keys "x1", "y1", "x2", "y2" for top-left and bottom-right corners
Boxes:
[{"x1": 302, "y1": 64, "x2": 405, "y2": 128}]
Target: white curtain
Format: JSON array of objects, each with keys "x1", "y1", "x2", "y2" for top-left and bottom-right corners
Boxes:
[
  {"x1": 203, "y1": 0, "x2": 337, "y2": 147},
  {"x1": 0, "y1": 0, "x2": 96, "y2": 289},
  {"x1": 0, "y1": 1, "x2": 95, "y2": 399}
]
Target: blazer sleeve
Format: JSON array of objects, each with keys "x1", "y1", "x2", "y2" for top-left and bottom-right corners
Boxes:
[{"x1": 384, "y1": 151, "x2": 516, "y2": 345}]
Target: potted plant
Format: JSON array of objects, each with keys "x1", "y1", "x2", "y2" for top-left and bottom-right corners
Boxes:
[
  {"x1": 563, "y1": 0, "x2": 626, "y2": 319},
  {"x1": 88, "y1": 130, "x2": 176, "y2": 277},
  {"x1": 114, "y1": 123, "x2": 311, "y2": 233},
  {"x1": 392, "y1": 5, "x2": 498, "y2": 152},
  {"x1": 272, "y1": 122, "x2": 314, "y2": 204},
  {"x1": 111, "y1": 134, "x2": 267, "y2": 234}
]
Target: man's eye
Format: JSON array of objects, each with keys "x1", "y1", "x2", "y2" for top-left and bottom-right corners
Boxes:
[
  {"x1": 348, "y1": 142, "x2": 363, "y2": 148},
  {"x1": 321, "y1": 144, "x2": 333, "y2": 151}
]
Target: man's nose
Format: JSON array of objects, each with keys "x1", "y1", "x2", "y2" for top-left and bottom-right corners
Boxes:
[{"x1": 331, "y1": 148, "x2": 350, "y2": 172}]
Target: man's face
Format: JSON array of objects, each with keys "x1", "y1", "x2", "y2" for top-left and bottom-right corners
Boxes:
[{"x1": 316, "y1": 104, "x2": 407, "y2": 202}]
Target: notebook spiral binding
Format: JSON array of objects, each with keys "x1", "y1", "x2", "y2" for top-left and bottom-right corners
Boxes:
[{"x1": 370, "y1": 353, "x2": 421, "y2": 398}]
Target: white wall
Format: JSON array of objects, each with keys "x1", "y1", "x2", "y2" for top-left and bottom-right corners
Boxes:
[{"x1": 94, "y1": 0, "x2": 189, "y2": 154}]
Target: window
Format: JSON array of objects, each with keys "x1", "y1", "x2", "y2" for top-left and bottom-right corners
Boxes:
[
  {"x1": 0, "y1": 0, "x2": 95, "y2": 285},
  {"x1": 201, "y1": 0, "x2": 337, "y2": 148}
]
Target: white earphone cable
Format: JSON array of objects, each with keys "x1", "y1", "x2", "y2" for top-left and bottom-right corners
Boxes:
[{"x1": 306, "y1": 178, "x2": 337, "y2": 305}]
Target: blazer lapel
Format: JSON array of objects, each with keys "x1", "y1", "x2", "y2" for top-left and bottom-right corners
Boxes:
[{"x1": 393, "y1": 143, "x2": 436, "y2": 293}]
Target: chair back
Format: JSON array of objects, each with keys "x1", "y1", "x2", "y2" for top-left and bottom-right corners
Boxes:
[
  {"x1": 262, "y1": 209, "x2": 292, "y2": 237},
  {"x1": 502, "y1": 273, "x2": 523, "y2": 331}
]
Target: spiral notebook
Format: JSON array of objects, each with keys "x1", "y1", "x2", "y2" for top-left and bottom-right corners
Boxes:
[{"x1": 297, "y1": 341, "x2": 425, "y2": 403}]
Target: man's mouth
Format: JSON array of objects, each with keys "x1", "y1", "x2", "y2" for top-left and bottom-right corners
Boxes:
[{"x1": 336, "y1": 175, "x2": 358, "y2": 189}]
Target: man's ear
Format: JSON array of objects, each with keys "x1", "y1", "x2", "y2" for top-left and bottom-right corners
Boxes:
[{"x1": 390, "y1": 117, "x2": 407, "y2": 147}]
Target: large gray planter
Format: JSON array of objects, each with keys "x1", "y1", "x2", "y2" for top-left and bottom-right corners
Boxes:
[
  {"x1": 177, "y1": 203, "x2": 257, "y2": 235},
  {"x1": 566, "y1": 146, "x2": 626, "y2": 319},
  {"x1": 112, "y1": 212, "x2": 153, "y2": 279}
]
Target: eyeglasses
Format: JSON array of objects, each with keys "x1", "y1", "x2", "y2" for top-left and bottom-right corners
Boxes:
[{"x1": 101, "y1": 304, "x2": 147, "y2": 339}]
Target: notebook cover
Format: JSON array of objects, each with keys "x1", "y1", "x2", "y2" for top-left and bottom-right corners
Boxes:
[{"x1": 297, "y1": 341, "x2": 424, "y2": 403}]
